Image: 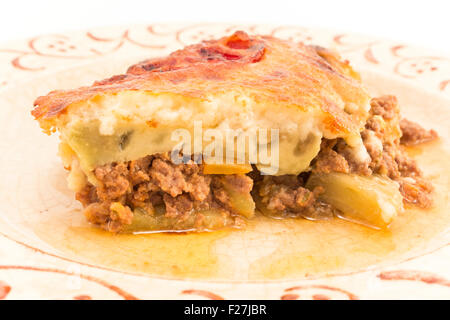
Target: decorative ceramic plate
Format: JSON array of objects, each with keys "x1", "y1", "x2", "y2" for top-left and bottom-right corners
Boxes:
[{"x1": 0, "y1": 23, "x2": 449, "y2": 300}]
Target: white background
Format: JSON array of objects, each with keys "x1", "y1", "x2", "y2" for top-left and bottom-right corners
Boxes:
[{"x1": 0, "y1": 0, "x2": 448, "y2": 53}]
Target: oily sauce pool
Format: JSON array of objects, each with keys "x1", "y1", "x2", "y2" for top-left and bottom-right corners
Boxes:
[{"x1": 34, "y1": 142, "x2": 450, "y2": 280}]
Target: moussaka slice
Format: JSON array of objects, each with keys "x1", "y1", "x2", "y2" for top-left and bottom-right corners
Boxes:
[{"x1": 32, "y1": 31, "x2": 436, "y2": 233}]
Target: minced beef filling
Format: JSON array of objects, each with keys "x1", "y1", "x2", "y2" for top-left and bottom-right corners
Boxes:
[
  {"x1": 310, "y1": 95, "x2": 435, "y2": 208},
  {"x1": 77, "y1": 95, "x2": 437, "y2": 232},
  {"x1": 400, "y1": 118, "x2": 438, "y2": 146},
  {"x1": 77, "y1": 154, "x2": 253, "y2": 232}
]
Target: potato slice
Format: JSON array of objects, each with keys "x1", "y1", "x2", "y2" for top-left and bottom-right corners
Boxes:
[
  {"x1": 203, "y1": 163, "x2": 252, "y2": 175},
  {"x1": 122, "y1": 206, "x2": 235, "y2": 233},
  {"x1": 306, "y1": 172, "x2": 403, "y2": 228},
  {"x1": 217, "y1": 176, "x2": 255, "y2": 219}
]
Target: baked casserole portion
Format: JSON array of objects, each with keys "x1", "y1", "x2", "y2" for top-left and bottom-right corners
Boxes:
[{"x1": 32, "y1": 31, "x2": 437, "y2": 232}]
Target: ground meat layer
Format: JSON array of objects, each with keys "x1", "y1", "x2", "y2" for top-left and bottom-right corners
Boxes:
[
  {"x1": 77, "y1": 153, "x2": 253, "y2": 232},
  {"x1": 254, "y1": 96, "x2": 436, "y2": 216}
]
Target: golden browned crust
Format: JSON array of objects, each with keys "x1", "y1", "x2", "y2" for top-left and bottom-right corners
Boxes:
[{"x1": 32, "y1": 31, "x2": 370, "y2": 135}]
